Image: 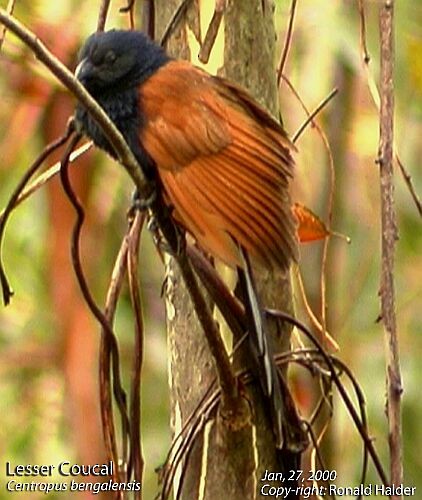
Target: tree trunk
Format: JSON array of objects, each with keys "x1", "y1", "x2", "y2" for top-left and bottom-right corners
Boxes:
[{"x1": 155, "y1": 1, "x2": 303, "y2": 498}]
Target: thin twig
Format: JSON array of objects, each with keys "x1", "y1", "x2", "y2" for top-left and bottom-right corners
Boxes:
[
  {"x1": 175, "y1": 253, "x2": 241, "y2": 411},
  {"x1": 294, "y1": 267, "x2": 339, "y2": 351},
  {"x1": 267, "y1": 309, "x2": 389, "y2": 487},
  {"x1": 357, "y1": 0, "x2": 370, "y2": 63},
  {"x1": 0, "y1": 143, "x2": 92, "y2": 218},
  {"x1": 0, "y1": 123, "x2": 74, "y2": 305},
  {"x1": 285, "y1": 78, "x2": 338, "y2": 350},
  {"x1": 127, "y1": 211, "x2": 145, "y2": 498},
  {"x1": 292, "y1": 87, "x2": 338, "y2": 143},
  {"x1": 147, "y1": 199, "x2": 242, "y2": 415},
  {"x1": 59, "y1": 133, "x2": 131, "y2": 481},
  {"x1": 141, "y1": 0, "x2": 155, "y2": 39},
  {"x1": 371, "y1": 96, "x2": 421, "y2": 216},
  {"x1": 101, "y1": 221, "x2": 135, "y2": 480},
  {"x1": 333, "y1": 357, "x2": 370, "y2": 493},
  {"x1": 378, "y1": 0, "x2": 403, "y2": 491},
  {"x1": 302, "y1": 420, "x2": 330, "y2": 484},
  {"x1": 187, "y1": 244, "x2": 245, "y2": 339},
  {"x1": 309, "y1": 401, "x2": 332, "y2": 492},
  {"x1": 308, "y1": 392, "x2": 329, "y2": 427},
  {"x1": 120, "y1": 0, "x2": 137, "y2": 29},
  {"x1": 120, "y1": 0, "x2": 136, "y2": 12},
  {"x1": 395, "y1": 156, "x2": 422, "y2": 217},
  {"x1": 319, "y1": 129, "x2": 336, "y2": 342},
  {"x1": 276, "y1": 0, "x2": 297, "y2": 85},
  {"x1": 198, "y1": 0, "x2": 226, "y2": 64},
  {"x1": 160, "y1": 0, "x2": 193, "y2": 47},
  {"x1": 359, "y1": 10, "x2": 421, "y2": 217},
  {"x1": 97, "y1": 0, "x2": 112, "y2": 31},
  {"x1": 0, "y1": 0, "x2": 15, "y2": 52}
]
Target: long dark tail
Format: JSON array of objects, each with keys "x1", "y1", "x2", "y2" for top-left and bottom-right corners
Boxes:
[
  {"x1": 237, "y1": 246, "x2": 285, "y2": 449},
  {"x1": 187, "y1": 244, "x2": 307, "y2": 458}
]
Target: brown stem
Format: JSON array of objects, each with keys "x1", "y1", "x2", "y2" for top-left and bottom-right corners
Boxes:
[
  {"x1": 292, "y1": 87, "x2": 338, "y2": 143},
  {"x1": 267, "y1": 309, "x2": 389, "y2": 487},
  {"x1": 146, "y1": 196, "x2": 242, "y2": 418},
  {"x1": 0, "y1": 143, "x2": 92, "y2": 215},
  {"x1": 180, "y1": 255, "x2": 240, "y2": 409},
  {"x1": 97, "y1": 0, "x2": 112, "y2": 31},
  {"x1": 0, "y1": 124, "x2": 74, "y2": 305},
  {"x1": 276, "y1": 0, "x2": 297, "y2": 85},
  {"x1": 198, "y1": 0, "x2": 226, "y2": 64},
  {"x1": 0, "y1": 0, "x2": 15, "y2": 52},
  {"x1": 160, "y1": 0, "x2": 193, "y2": 47},
  {"x1": 284, "y1": 76, "x2": 338, "y2": 349},
  {"x1": 378, "y1": 0, "x2": 403, "y2": 491},
  {"x1": 59, "y1": 133, "x2": 131, "y2": 481},
  {"x1": 186, "y1": 245, "x2": 245, "y2": 338},
  {"x1": 358, "y1": 6, "x2": 421, "y2": 219},
  {"x1": 120, "y1": 0, "x2": 137, "y2": 29},
  {"x1": 357, "y1": 0, "x2": 370, "y2": 63},
  {"x1": 101, "y1": 221, "x2": 135, "y2": 480},
  {"x1": 127, "y1": 211, "x2": 145, "y2": 498},
  {"x1": 395, "y1": 155, "x2": 422, "y2": 217},
  {"x1": 141, "y1": 0, "x2": 155, "y2": 39}
]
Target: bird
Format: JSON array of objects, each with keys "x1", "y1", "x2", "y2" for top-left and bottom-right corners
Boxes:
[{"x1": 74, "y1": 29, "x2": 299, "y2": 447}]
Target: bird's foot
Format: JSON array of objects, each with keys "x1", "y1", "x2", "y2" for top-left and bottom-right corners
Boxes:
[
  {"x1": 128, "y1": 188, "x2": 184, "y2": 258},
  {"x1": 127, "y1": 187, "x2": 157, "y2": 219}
]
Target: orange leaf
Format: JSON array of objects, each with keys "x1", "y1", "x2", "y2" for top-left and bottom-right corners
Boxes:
[{"x1": 293, "y1": 203, "x2": 329, "y2": 243}]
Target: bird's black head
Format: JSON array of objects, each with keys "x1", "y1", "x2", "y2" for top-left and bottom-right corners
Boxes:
[{"x1": 75, "y1": 30, "x2": 170, "y2": 94}]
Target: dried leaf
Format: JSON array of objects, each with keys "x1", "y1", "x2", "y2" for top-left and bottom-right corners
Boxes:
[{"x1": 293, "y1": 203, "x2": 329, "y2": 243}]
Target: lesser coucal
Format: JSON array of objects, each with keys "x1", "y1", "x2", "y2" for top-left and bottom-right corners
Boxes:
[{"x1": 74, "y1": 30, "x2": 298, "y2": 447}]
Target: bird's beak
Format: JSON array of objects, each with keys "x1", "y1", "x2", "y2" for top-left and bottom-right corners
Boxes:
[{"x1": 75, "y1": 58, "x2": 92, "y2": 83}]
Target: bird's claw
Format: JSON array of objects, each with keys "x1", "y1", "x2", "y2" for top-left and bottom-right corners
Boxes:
[{"x1": 127, "y1": 186, "x2": 157, "y2": 219}]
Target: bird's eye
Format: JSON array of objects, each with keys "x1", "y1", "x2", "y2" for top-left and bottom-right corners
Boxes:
[{"x1": 104, "y1": 50, "x2": 117, "y2": 64}]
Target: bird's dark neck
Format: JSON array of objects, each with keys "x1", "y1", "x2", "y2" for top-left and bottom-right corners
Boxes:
[
  {"x1": 75, "y1": 32, "x2": 170, "y2": 178},
  {"x1": 132, "y1": 48, "x2": 170, "y2": 88},
  {"x1": 76, "y1": 81, "x2": 160, "y2": 178},
  {"x1": 77, "y1": 87, "x2": 141, "y2": 159}
]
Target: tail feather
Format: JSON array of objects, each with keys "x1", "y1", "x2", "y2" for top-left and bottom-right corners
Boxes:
[{"x1": 238, "y1": 246, "x2": 285, "y2": 448}]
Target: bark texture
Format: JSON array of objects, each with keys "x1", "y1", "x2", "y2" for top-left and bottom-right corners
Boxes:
[{"x1": 378, "y1": 1, "x2": 403, "y2": 493}]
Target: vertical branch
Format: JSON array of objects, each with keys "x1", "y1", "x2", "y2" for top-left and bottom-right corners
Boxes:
[
  {"x1": 378, "y1": 0, "x2": 402, "y2": 490},
  {"x1": 198, "y1": 0, "x2": 226, "y2": 64},
  {"x1": 97, "y1": 0, "x2": 112, "y2": 31},
  {"x1": 120, "y1": 0, "x2": 137, "y2": 29},
  {"x1": 127, "y1": 211, "x2": 146, "y2": 498},
  {"x1": 357, "y1": 0, "x2": 370, "y2": 63},
  {"x1": 141, "y1": 0, "x2": 155, "y2": 38},
  {"x1": 276, "y1": 0, "x2": 297, "y2": 85}
]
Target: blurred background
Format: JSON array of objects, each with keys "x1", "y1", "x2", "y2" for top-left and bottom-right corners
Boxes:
[{"x1": 0, "y1": 0, "x2": 420, "y2": 498}]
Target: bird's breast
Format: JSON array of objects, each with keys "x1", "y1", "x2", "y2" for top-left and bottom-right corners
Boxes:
[{"x1": 75, "y1": 86, "x2": 155, "y2": 175}]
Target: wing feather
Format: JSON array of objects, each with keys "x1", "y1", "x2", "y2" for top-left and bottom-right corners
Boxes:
[
  {"x1": 187, "y1": 163, "x2": 281, "y2": 263},
  {"x1": 159, "y1": 168, "x2": 241, "y2": 266},
  {"x1": 167, "y1": 165, "x2": 277, "y2": 266},
  {"x1": 210, "y1": 158, "x2": 297, "y2": 261},
  {"x1": 140, "y1": 61, "x2": 298, "y2": 269}
]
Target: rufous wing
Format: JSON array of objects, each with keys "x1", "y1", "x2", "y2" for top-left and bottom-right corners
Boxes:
[{"x1": 139, "y1": 61, "x2": 298, "y2": 269}]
